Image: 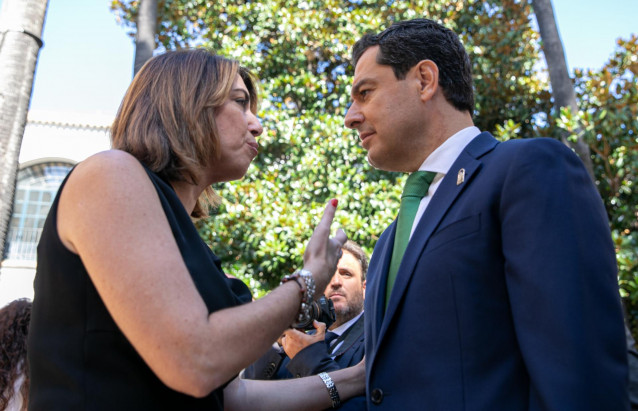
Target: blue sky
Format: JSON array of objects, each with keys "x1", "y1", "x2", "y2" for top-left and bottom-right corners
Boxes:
[{"x1": 1, "y1": 0, "x2": 636, "y2": 118}]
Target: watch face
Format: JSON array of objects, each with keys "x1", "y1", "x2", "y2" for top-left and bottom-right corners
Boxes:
[{"x1": 297, "y1": 268, "x2": 313, "y2": 279}]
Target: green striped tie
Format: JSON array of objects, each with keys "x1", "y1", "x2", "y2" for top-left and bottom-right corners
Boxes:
[{"x1": 386, "y1": 171, "x2": 436, "y2": 309}]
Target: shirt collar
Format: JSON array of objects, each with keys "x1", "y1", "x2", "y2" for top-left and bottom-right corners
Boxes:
[
  {"x1": 419, "y1": 126, "x2": 481, "y2": 174},
  {"x1": 330, "y1": 311, "x2": 363, "y2": 336}
]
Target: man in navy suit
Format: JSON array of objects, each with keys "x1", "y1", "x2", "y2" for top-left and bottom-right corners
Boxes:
[
  {"x1": 344, "y1": 18, "x2": 628, "y2": 410},
  {"x1": 243, "y1": 240, "x2": 367, "y2": 380}
]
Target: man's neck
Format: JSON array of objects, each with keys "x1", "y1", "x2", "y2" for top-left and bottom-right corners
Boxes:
[
  {"x1": 411, "y1": 106, "x2": 474, "y2": 172},
  {"x1": 329, "y1": 311, "x2": 363, "y2": 334}
]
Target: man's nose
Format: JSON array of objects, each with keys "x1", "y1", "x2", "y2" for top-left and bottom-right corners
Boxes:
[{"x1": 344, "y1": 102, "x2": 363, "y2": 129}]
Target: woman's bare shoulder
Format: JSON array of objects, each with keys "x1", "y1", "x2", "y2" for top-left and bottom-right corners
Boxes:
[
  {"x1": 58, "y1": 149, "x2": 162, "y2": 252},
  {"x1": 64, "y1": 149, "x2": 158, "y2": 202},
  {"x1": 73, "y1": 149, "x2": 145, "y2": 180}
]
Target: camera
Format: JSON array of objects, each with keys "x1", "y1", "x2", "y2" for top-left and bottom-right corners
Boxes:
[{"x1": 293, "y1": 295, "x2": 336, "y2": 331}]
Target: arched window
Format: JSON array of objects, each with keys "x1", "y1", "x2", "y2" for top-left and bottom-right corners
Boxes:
[{"x1": 4, "y1": 161, "x2": 74, "y2": 262}]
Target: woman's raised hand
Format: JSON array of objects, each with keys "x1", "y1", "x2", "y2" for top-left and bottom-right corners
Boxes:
[{"x1": 303, "y1": 199, "x2": 347, "y2": 294}]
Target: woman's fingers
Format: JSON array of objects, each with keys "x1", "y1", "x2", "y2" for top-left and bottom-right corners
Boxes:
[
  {"x1": 332, "y1": 228, "x2": 347, "y2": 249},
  {"x1": 319, "y1": 200, "x2": 348, "y2": 250},
  {"x1": 304, "y1": 199, "x2": 348, "y2": 291},
  {"x1": 312, "y1": 199, "x2": 339, "y2": 240},
  {"x1": 306, "y1": 199, "x2": 345, "y2": 256}
]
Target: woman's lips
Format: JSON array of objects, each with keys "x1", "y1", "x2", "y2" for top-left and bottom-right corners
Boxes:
[{"x1": 247, "y1": 142, "x2": 259, "y2": 156}]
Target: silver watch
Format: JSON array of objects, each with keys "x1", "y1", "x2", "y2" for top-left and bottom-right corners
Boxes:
[
  {"x1": 293, "y1": 268, "x2": 315, "y2": 326},
  {"x1": 318, "y1": 372, "x2": 341, "y2": 408}
]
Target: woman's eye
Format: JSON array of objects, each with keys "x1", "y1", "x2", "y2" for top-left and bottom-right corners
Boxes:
[{"x1": 236, "y1": 99, "x2": 249, "y2": 109}]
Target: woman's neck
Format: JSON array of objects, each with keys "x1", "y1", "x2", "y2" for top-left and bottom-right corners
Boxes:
[{"x1": 170, "y1": 180, "x2": 205, "y2": 215}]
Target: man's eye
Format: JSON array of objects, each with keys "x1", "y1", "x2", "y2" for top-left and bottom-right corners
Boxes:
[{"x1": 360, "y1": 89, "x2": 370, "y2": 97}]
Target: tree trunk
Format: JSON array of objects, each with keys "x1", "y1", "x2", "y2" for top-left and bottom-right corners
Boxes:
[
  {"x1": 0, "y1": 0, "x2": 48, "y2": 263},
  {"x1": 531, "y1": 0, "x2": 595, "y2": 180},
  {"x1": 133, "y1": 0, "x2": 158, "y2": 76}
]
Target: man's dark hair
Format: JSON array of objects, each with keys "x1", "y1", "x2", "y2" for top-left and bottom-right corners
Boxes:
[
  {"x1": 352, "y1": 18, "x2": 474, "y2": 114},
  {"x1": 341, "y1": 240, "x2": 369, "y2": 282}
]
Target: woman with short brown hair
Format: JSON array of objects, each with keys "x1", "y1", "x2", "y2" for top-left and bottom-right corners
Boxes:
[{"x1": 28, "y1": 49, "x2": 362, "y2": 410}]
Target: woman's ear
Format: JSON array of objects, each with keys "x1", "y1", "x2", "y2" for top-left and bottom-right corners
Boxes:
[{"x1": 415, "y1": 59, "x2": 439, "y2": 102}]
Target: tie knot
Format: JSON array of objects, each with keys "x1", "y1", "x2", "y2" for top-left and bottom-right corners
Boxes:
[{"x1": 402, "y1": 171, "x2": 436, "y2": 198}]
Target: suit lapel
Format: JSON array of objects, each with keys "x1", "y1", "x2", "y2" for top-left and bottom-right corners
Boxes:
[
  {"x1": 332, "y1": 314, "x2": 364, "y2": 357},
  {"x1": 376, "y1": 132, "x2": 498, "y2": 346},
  {"x1": 365, "y1": 222, "x2": 395, "y2": 353}
]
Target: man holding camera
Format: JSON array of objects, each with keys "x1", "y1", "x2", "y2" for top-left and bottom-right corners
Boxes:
[{"x1": 243, "y1": 240, "x2": 367, "y2": 380}]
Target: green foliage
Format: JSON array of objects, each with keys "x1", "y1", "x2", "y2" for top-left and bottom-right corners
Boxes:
[
  {"x1": 464, "y1": 0, "x2": 552, "y2": 135},
  {"x1": 567, "y1": 36, "x2": 638, "y2": 334},
  {"x1": 111, "y1": 0, "x2": 548, "y2": 297},
  {"x1": 110, "y1": 2, "x2": 636, "y2": 335}
]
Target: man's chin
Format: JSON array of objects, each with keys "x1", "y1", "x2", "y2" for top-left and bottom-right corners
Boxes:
[
  {"x1": 367, "y1": 153, "x2": 379, "y2": 169},
  {"x1": 333, "y1": 304, "x2": 348, "y2": 317},
  {"x1": 367, "y1": 152, "x2": 401, "y2": 172}
]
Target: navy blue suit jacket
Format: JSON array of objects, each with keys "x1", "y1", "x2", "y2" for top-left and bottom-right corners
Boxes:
[
  {"x1": 287, "y1": 314, "x2": 365, "y2": 377},
  {"x1": 364, "y1": 133, "x2": 628, "y2": 410},
  {"x1": 243, "y1": 314, "x2": 365, "y2": 379}
]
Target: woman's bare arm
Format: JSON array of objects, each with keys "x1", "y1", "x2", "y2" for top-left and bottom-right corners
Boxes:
[
  {"x1": 224, "y1": 362, "x2": 365, "y2": 411},
  {"x1": 57, "y1": 150, "x2": 346, "y2": 397}
]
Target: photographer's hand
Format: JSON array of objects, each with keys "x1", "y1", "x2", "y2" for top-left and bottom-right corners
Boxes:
[{"x1": 281, "y1": 321, "x2": 326, "y2": 359}]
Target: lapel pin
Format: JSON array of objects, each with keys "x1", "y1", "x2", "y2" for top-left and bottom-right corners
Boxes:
[{"x1": 456, "y1": 168, "x2": 465, "y2": 185}]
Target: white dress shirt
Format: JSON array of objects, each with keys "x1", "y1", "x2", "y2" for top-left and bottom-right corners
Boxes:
[
  {"x1": 329, "y1": 311, "x2": 363, "y2": 356},
  {"x1": 409, "y1": 126, "x2": 481, "y2": 238}
]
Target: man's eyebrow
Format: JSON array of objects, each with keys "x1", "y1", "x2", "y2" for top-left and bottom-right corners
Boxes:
[{"x1": 351, "y1": 78, "x2": 374, "y2": 97}]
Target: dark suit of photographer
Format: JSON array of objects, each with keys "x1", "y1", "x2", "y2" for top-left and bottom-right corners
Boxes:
[
  {"x1": 244, "y1": 314, "x2": 364, "y2": 380},
  {"x1": 243, "y1": 241, "x2": 367, "y2": 380}
]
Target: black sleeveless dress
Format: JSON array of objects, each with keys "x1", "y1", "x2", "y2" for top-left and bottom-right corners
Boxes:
[{"x1": 27, "y1": 164, "x2": 252, "y2": 410}]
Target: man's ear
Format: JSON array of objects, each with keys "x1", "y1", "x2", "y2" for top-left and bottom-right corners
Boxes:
[
  {"x1": 362, "y1": 280, "x2": 366, "y2": 291},
  {"x1": 415, "y1": 59, "x2": 439, "y2": 102}
]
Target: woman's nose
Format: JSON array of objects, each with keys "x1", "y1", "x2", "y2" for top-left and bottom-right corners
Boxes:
[{"x1": 248, "y1": 112, "x2": 263, "y2": 137}]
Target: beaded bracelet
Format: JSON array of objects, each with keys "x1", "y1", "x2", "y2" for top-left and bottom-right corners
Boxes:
[{"x1": 281, "y1": 272, "x2": 305, "y2": 293}]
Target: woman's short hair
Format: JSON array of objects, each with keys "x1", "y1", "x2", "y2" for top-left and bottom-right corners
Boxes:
[{"x1": 111, "y1": 48, "x2": 259, "y2": 218}]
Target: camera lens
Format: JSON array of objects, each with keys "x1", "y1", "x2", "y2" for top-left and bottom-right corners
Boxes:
[{"x1": 292, "y1": 295, "x2": 336, "y2": 330}]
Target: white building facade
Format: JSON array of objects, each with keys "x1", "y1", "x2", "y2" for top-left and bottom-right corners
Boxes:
[{"x1": 0, "y1": 111, "x2": 111, "y2": 307}]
